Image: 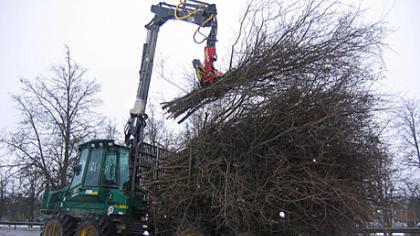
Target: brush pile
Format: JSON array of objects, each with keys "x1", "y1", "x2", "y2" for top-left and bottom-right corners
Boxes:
[{"x1": 153, "y1": 1, "x2": 388, "y2": 235}]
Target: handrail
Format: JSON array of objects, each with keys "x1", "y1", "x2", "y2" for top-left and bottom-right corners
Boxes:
[{"x1": 0, "y1": 221, "x2": 42, "y2": 230}]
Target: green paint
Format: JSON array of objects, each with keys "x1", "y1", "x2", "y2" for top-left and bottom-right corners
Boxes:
[{"x1": 41, "y1": 139, "x2": 147, "y2": 218}]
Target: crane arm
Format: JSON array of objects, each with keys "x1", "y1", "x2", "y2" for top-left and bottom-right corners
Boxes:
[{"x1": 125, "y1": 0, "x2": 221, "y2": 193}]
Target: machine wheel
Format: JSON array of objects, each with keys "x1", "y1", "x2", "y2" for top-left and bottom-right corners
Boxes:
[
  {"x1": 42, "y1": 214, "x2": 77, "y2": 236},
  {"x1": 75, "y1": 216, "x2": 116, "y2": 236},
  {"x1": 42, "y1": 219, "x2": 62, "y2": 236}
]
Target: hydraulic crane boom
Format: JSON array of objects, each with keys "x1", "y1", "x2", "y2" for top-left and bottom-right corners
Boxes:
[{"x1": 125, "y1": 0, "x2": 222, "y2": 193}]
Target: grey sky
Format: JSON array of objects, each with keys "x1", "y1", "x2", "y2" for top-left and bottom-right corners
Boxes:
[{"x1": 0, "y1": 0, "x2": 419, "y2": 134}]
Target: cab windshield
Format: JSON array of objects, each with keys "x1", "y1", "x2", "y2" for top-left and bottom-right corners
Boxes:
[
  {"x1": 70, "y1": 149, "x2": 89, "y2": 188},
  {"x1": 84, "y1": 149, "x2": 104, "y2": 187}
]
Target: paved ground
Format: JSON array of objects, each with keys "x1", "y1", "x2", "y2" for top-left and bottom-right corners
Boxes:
[{"x1": 0, "y1": 226, "x2": 40, "y2": 236}]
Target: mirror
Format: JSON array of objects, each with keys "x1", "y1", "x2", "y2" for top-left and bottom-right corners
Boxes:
[{"x1": 73, "y1": 164, "x2": 82, "y2": 175}]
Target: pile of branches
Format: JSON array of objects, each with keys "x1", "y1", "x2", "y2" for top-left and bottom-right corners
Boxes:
[{"x1": 152, "y1": 1, "x2": 388, "y2": 235}]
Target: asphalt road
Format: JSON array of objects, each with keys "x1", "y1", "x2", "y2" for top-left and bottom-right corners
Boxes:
[{"x1": 0, "y1": 226, "x2": 40, "y2": 236}]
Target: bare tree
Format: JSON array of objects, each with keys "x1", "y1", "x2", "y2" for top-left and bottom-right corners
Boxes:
[
  {"x1": 394, "y1": 98, "x2": 420, "y2": 166},
  {"x1": 142, "y1": 104, "x2": 176, "y2": 150},
  {"x1": 372, "y1": 151, "x2": 397, "y2": 227},
  {"x1": 16, "y1": 166, "x2": 43, "y2": 222},
  {"x1": 399, "y1": 179, "x2": 420, "y2": 226},
  {"x1": 103, "y1": 118, "x2": 122, "y2": 142},
  {"x1": 0, "y1": 168, "x2": 12, "y2": 220},
  {"x1": 0, "y1": 47, "x2": 103, "y2": 189}
]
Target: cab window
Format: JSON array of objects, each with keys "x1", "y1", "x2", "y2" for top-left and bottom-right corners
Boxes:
[
  {"x1": 103, "y1": 153, "x2": 117, "y2": 187},
  {"x1": 84, "y1": 149, "x2": 103, "y2": 187},
  {"x1": 70, "y1": 149, "x2": 89, "y2": 188},
  {"x1": 119, "y1": 149, "x2": 129, "y2": 188}
]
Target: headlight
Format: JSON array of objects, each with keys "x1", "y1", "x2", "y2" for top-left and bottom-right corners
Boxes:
[
  {"x1": 107, "y1": 206, "x2": 114, "y2": 215},
  {"x1": 142, "y1": 231, "x2": 150, "y2": 236}
]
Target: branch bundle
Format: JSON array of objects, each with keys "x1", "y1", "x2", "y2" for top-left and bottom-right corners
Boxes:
[{"x1": 154, "y1": 1, "x2": 387, "y2": 235}]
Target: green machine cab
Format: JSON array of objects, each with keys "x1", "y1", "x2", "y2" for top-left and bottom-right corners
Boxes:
[{"x1": 41, "y1": 140, "x2": 156, "y2": 235}]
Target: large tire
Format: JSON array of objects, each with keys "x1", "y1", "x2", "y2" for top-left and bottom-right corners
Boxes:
[
  {"x1": 75, "y1": 216, "x2": 116, "y2": 236},
  {"x1": 42, "y1": 219, "x2": 62, "y2": 236},
  {"x1": 42, "y1": 214, "x2": 76, "y2": 236}
]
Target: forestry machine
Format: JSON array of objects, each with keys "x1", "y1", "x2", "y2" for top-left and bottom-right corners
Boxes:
[{"x1": 40, "y1": 1, "x2": 222, "y2": 235}]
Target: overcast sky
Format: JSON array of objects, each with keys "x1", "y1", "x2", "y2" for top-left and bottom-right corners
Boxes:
[{"x1": 0, "y1": 0, "x2": 419, "y2": 134}]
